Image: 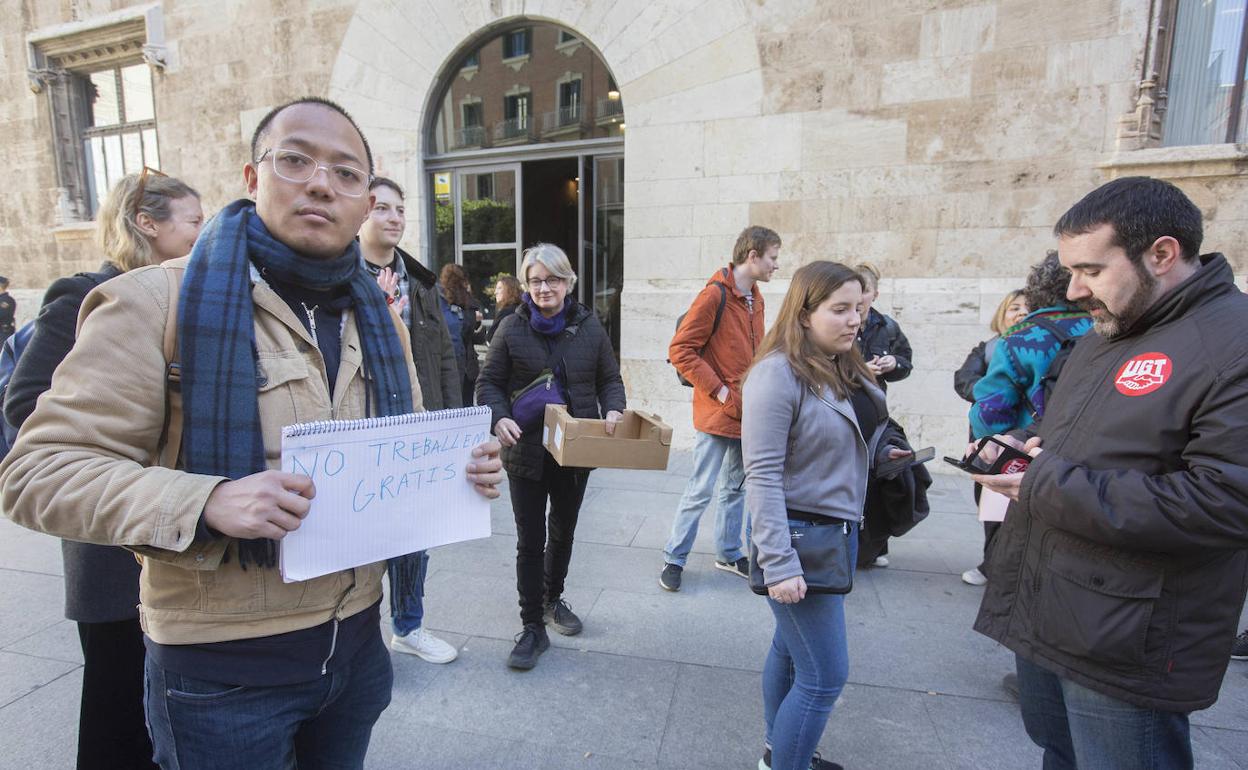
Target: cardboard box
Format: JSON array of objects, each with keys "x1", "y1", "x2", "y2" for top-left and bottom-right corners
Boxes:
[{"x1": 542, "y1": 405, "x2": 672, "y2": 470}]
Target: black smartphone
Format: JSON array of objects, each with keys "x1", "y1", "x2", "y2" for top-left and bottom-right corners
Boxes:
[
  {"x1": 944, "y1": 436, "x2": 1032, "y2": 475},
  {"x1": 876, "y1": 446, "x2": 934, "y2": 478}
]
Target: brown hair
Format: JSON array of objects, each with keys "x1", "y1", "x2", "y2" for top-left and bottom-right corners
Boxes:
[
  {"x1": 493, "y1": 274, "x2": 522, "y2": 309},
  {"x1": 731, "y1": 226, "x2": 781, "y2": 265},
  {"x1": 990, "y1": 289, "x2": 1027, "y2": 335},
  {"x1": 439, "y1": 263, "x2": 473, "y2": 308},
  {"x1": 96, "y1": 172, "x2": 199, "y2": 272},
  {"x1": 749, "y1": 261, "x2": 875, "y2": 399}
]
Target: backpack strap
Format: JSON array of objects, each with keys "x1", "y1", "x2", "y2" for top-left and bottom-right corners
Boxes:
[
  {"x1": 709, "y1": 282, "x2": 728, "y2": 338},
  {"x1": 156, "y1": 268, "x2": 183, "y2": 470}
]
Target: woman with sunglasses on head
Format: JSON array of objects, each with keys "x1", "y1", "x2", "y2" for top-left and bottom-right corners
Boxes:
[
  {"x1": 476, "y1": 243, "x2": 625, "y2": 670},
  {"x1": 4, "y1": 169, "x2": 201, "y2": 770},
  {"x1": 744, "y1": 261, "x2": 910, "y2": 770}
]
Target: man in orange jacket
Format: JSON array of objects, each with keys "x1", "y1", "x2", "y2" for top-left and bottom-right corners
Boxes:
[{"x1": 660, "y1": 226, "x2": 780, "y2": 591}]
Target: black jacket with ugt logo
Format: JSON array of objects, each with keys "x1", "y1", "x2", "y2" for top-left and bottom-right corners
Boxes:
[{"x1": 974, "y1": 253, "x2": 1248, "y2": 713}]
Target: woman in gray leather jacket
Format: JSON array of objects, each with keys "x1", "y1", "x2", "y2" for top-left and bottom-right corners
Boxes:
[{"x1": 742, "y1": 261, "x2": 907, "y2": 770}]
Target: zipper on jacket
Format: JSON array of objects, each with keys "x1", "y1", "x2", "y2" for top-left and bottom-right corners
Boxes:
[
  {"x1": 320, "y1": 587, "x2": 355, "y2": 675},
  {"x1": 301, "y1": 302, "x2": 319, "y2": 347},
  {"x1": 320, "y1": 618, "x2": 340, "y2": 676}
]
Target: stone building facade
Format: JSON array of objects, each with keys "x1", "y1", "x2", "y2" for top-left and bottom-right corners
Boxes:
[{"x1": 2, "y1": 0, "x2": 1246, "y2": 462}]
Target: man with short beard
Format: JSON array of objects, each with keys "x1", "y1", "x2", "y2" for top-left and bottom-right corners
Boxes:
[{"x1": 972, "y1": 176, "x2": 1248, "y2": 770}]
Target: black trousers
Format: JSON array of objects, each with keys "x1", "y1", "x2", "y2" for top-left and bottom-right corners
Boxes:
[
  {"x1": 76, "y1": 618, "x2": 158, "y2": 770},
  {"x1": 509, "y1": 455, "x2": 590, "y2": 625}
]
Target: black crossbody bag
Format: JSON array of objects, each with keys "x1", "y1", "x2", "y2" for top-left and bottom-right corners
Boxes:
[{"x1": 749, "y1": 512, "x2": 855, "y2": 595}]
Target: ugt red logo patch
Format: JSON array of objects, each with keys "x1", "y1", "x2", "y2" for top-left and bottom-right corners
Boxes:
[{"x1": 1115, "y1": 353, "x2": 1172, "y2": 396}]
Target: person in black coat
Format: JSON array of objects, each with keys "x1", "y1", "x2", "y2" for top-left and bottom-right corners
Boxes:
[
  {"x1": 476, "y1": 243, "x2": 626, "y2": 670},
  {"x1": 853, "y1": 263, "x2": 913, "y2": 392},
  {"x1": 488, "y1": 273, "x2": 522, "y2": 345},
  {"x1": 0, "y1": 276, "x2": 16, "y2": 344},
  {"x1": 4, "y1": 170, "x2": 201, "y2": 770},
  {"x1": 441, "y1": 263, "x2": 487, "y2": 405}
]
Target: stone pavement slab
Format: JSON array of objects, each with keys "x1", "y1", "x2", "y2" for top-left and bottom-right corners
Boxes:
[{"x1": 0, "y1": 455, "x2": 1245, "y2": 769}]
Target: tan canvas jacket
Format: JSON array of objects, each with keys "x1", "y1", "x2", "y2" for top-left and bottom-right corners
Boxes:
[{"x1": 0, "y1": 257, "x2": 423, "y2": 645}]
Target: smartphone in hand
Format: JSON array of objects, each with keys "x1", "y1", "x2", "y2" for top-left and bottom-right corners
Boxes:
[{"x1": 944, "y1": 436, "x2": 1032, "y2": 475}]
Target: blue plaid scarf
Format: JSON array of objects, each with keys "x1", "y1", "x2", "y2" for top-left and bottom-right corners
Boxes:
[{"x1": 179, "y1": 199, "x2": 413, "y2": 567}]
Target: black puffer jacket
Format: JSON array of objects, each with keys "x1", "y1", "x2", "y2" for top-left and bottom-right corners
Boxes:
[
  {"x1": 975, "y1": 254, "x2": 1248, "y2": 713},
  {"x1": 476, "y1": 300, "x2": 626, "y2": 480},
  {"x1": 856, "y1": 308, "x2": 913, "y2": 390},
  {"x1": 4, "y1": 263, "x2": 141, "y2": 624}
]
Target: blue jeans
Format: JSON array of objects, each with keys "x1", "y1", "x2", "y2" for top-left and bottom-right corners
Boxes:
[
  {"x1": 144, "y1": 630, "x2": 393, "y2": 770},
  {"x1": 387, "y1": 550, "x2": 428, "y2": 636},
  {"x1": 1016, "y1": 655, "x2": 1192, "y2": 770},
  {"x1": 663, "y1": 431, "x2": 746, "y2": 567},
  {"x1": 761, "y1": 519, "x2": 857, "y2": 770}
]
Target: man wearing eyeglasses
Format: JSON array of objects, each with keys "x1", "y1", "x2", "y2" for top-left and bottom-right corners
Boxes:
[{"x1": 0, "y1": 97, "x2": 504, "y2": 769}]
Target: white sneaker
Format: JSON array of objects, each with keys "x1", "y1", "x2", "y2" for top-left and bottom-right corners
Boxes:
[
  {"x1": 391, "y1": 627, "x2": 458, "y2": 663},
  {"x1": 872, "y1": 555, "x2": 890, "y2": 568},
  {"x1": 961, "y1": 567, "x2": 988, "y2": 586}
]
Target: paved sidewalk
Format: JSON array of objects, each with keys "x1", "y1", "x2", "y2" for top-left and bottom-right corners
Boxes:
[{"x1": 0, "y1": 453, "x2": 1245, "y2": 769}]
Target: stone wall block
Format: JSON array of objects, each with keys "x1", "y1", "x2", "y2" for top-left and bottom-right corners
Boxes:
[
  {"x1": 969, "y1": 47, "x2": 1047, "y2": 96},
  {"x1": 624, "y1": 123, "x2": 705, "y2": 180},
  {"x1": 626, "y1": 71, "x2": 763, "y2": 128},
  {"x1": 703, "y1": 115, "x2": 803, "y2": 177},
  {"x1": 919, "y1": 4, "x2": 996, "y2": 58},
  {"x1": 718, "y1": 173, "x2": 782, "y2": 204},
  {"x1": 690, "y1": 203, "x2": 751, "y2": 237},
  {"x1": 851, "y1": 14, "x2": 922, "y2": 61},
  {"x1": 801, "y1": 110, "x2": 908, "y2": 170},
  {"x1": 623, "y1": 236, "x2": 703, "y2": 279},
  {"x1": 623, "y1": 204, "x2": 693, "y2": 239},
  {"x1": 882, "y1": 55, "x2": 974, "y2": 105},
  {"x1": 623, "y1": 25, "x2": 758, "y2": 104},
  {"x1": 779, "y1": 171, "x2": 852, "y2": 201},
  {"x1": 995, "y1": 0, "x2": 1120, "y2": 49},
  {"x1": 625, "y1": 177, "x2": 720, "y2": 207},
  {"x1": 1045, "y1": 37, "x2": 1138, "y2": 89}
]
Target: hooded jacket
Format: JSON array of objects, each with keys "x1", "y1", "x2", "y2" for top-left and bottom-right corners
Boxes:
[
  {"x1": 855, "y1": 308, "x2": 912, "y2": 391},
  {"x1": 974, "y1": 253, "x2": 1248, "y2": 713},
  {"x1": 668, "y1": 266, "x2": 765, "y2": 439}
]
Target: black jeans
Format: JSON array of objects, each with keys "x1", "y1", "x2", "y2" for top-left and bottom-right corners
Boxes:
[
  {"x1": 509, "y1": 455, "x2": 590, "y2": 625},
  {"x1": 77, "y1": 618, "x2": 158, "y2": 770}
]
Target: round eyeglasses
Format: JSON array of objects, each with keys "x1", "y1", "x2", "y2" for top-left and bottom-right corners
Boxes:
[{"x1": 256, "y1": 148, "x2": 372, "y2": 197}]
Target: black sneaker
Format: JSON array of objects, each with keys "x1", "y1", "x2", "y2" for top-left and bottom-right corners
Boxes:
[
  {"x1": 1232, "y1": 629, "x2": 1248, "y2": 660},
  {"x1": 659, "y1": 563, "x2": 683, "y2": 592},
  {"x1": 714, "y1": 556, "x2": 750, "y2": 579},
  {"x1": 759, "y1": 747, "x2": 843, "y2": 770},
  {"x1": 507, "y1": 623, "x2": 549, "y2": 670},
  {"x1": 543, "y1": 598, "x2": 583, "y2": 636}
]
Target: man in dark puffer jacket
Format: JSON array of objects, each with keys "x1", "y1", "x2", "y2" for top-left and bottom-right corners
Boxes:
[{"x1": 974, "y1": 177, "x2": 1248, "y2": 770}]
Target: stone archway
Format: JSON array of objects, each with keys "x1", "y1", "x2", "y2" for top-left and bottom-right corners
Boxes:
[{"x1": 328, "y1": 0, "x2": 766, "y2": 445}]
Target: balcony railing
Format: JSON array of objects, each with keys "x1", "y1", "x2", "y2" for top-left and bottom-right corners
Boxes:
[
  {"x1": 494, "y1": 115, "x2": 533, "y2": 142},
  {"x1": 453, "y1": 125, "x2": 487, "y2": 149},
  {"x1": 596, "y1": 98, "x2": 624, "y2": 122},
  {"x1": 541, "y1": 104, "x2": 585, "y2": 133}
]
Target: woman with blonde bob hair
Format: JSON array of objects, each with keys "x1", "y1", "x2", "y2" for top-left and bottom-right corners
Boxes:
[
  {"x1": 3, "y1": 168, "x2": 200, "y2": 770},
  {"x1": 742, "y1": 261, "x2": 910, "y2": 770}
]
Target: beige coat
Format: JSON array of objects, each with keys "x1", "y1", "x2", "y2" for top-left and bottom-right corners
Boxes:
[{"x1": 0, "y1": 257, "x2": 422, "y2": 645}]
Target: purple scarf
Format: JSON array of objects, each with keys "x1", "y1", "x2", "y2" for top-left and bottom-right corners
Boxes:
[{"x1": 523, "y1": 294, "x2": 572, "y2": 336}]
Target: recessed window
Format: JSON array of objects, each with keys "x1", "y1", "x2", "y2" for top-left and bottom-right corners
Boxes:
[
  {"x1": 1163, "y1": 0, "x2": 1248, "y2": 145},
  {"x1": 503, "y1": 29, "x2": 531, "y2": 59},
  {"x1": 558, "y1": 30, "x2": 577, "y2": 45},
  {"x1": 558, "y1": 79, "x2": 582, "y2": 125},
  {"x1": 462, "y1": 51, "x2": 479, "y2": 69},
  {"x1": 84, "y1": 64, "x2": 160, "y2": 214},
  {"x1": 27, "y1": 9, "x2": 165, "y2": 223}
]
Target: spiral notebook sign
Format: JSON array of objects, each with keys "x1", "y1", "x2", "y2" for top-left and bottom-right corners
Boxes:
[{"x1": 278, "y1": 406, "x2": 494, "y2": 582}]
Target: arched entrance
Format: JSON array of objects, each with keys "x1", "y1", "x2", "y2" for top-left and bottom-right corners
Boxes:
[{"x1": 422, "y1": 22, "x2": 625, "y2": 352}]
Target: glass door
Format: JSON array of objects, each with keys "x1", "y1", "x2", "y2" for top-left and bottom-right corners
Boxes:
[
  {"x1": 587, "y1": 155, "x2": 623, "y2": 356},
  {"x1": 454, "y1": 163, "x2": 521, "y2": 314}
]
